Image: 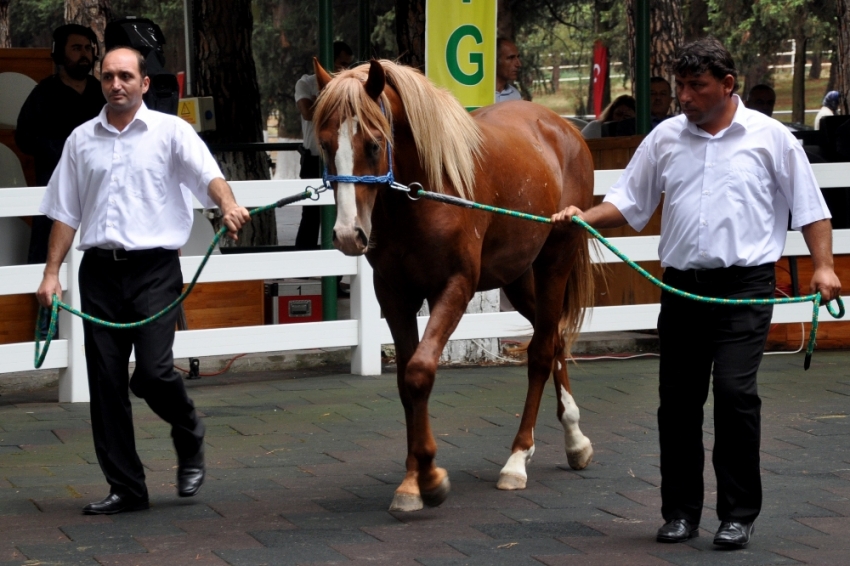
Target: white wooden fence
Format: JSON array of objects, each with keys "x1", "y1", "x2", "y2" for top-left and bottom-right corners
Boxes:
[{"x1": 2, "y1": 165, "x2": 849, "y2": 403}]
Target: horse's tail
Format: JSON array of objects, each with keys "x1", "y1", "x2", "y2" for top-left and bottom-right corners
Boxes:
[{"x1": 560, "y1": 229, "x2": 597, "y2": 356}]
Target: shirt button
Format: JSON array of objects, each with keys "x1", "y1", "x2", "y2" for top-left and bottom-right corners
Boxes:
[
  {"x1": 111, "y1": 176, "x2": 117, "y2": 182},
  {"x1": 107, "y1": 222, "x2": 113, "y2": 227},
  {"x1": 701, "y1": 221, "x2": 707, "y2": 226},
  {"x1": 703, "y1": 190, "x2": 710, "y2": 195},
  {"x1": 108, "y1": 198, "x2": 114, "y2": 204}
]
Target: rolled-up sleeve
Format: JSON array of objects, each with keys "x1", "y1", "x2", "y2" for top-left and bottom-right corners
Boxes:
[
  {"x1": 780, "y1": 141, "x2": 831, "y2": 230},
  {"x1": 603, "y1": 140, "x2": 661, "y2": 233},
  {"x1": 173, "y1": 119, "x2": 222, "y2": 208},
  {"x1": 38, "y1": 134, "x2": 82, "y2": 230}
]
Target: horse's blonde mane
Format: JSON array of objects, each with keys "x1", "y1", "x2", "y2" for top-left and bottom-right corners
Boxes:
[{"x1": 313, "y1": 60, "x2": 482, "y2": 199}]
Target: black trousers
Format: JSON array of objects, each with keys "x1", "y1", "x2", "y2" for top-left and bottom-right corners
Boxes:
[
  {"x1": 295, "y1": 153, "x2": 322, "y2": 250},
  {"x1": 79, "y1": 249, "x2": 205, "y2": 499},
  {"x1": 658, "y1": 263, "x2": 775, "y2": 525}
]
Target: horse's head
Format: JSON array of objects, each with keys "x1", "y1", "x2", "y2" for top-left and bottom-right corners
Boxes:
[{"x1": 313, "y1": 59, "x2": 393, "y2": 256}]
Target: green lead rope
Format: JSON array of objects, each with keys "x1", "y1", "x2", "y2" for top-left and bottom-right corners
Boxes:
[
  {"x1": 33, "y1": 190, "x2": 315, "y2": 369},
  {"x1": 33, "y1": 185, "x2": 845, "y2": 372},
  {"x1": 410, "y1": 188, "x2": 845, "y2": 370}
]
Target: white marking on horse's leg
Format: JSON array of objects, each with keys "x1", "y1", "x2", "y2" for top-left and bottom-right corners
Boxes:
[
  {"x1": 559, "y1": 384, "x2": 593, "y2": 470},
  {"x1": 496, "y1": 431, "x2": 535, "y2": 491},
  {"x1": 333, "y1": 118, "x2": 358, "y2": 234}
]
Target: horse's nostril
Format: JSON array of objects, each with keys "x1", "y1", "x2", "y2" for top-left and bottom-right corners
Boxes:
[
  {"x1": 355, "y1": 228, "x2": 368, "y2": 248},
  {"x1": 332, "y1": 230, "x2": 338, "y2": 242}
]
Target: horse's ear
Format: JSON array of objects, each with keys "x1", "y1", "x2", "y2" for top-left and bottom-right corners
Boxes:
[
  {"x1": 364, "y1": 59, "x2": 385, "y2": 101},
  {"x1": 314, "y1": 57, "x2": 333, "y2": 90}
]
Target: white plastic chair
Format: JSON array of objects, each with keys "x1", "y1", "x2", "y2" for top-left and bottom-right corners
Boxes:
[
  {"x1": 0, "y1": 143, "x2": 27, "y2": 189},
  {"x1": 0, "y1": 72, "x2": 38, "y2": 128}
]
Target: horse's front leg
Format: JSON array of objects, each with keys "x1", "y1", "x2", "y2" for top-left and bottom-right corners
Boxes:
[
  {"x1": 404, "y1": 279, "x2": 472, "y2": 507},
  {"x1": 376, "y1": 278, "x2": 426, "y2": 512}
]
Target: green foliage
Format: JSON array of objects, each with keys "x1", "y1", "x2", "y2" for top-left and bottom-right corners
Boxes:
[
  {"x1": 508, "y1": 0, "x2": 628, "y2": 116},
  {"x1": 9, "y1": 0, "x2": 64, "y2": 47},
  {"x1": 252, "y1": 0, "x2": 394, "y2": 137}
]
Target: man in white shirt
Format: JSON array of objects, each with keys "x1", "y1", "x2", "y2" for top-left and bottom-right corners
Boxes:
[
  {"x1": 36, "y1": 47, "x2": 251, "y2": 515},
  {"x1": 293, "y1": 41, "x2": 353, "y2": 250},
  {"x1": 553, "y1": 37, "x2": 840, "y2": 549},
  {"x1": 495, "y1": 38, "x2": 522, "y2": 103}
]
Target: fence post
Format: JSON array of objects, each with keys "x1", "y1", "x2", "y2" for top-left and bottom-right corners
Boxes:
[
  {"x1": 350, "y1": 254, "x2": 382, "y2": 375},
  {"x1": 58, "y1": 237, "x2": 88, "y2": 403}
]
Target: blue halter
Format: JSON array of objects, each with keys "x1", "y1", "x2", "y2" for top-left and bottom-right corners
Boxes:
[{"x1": 321, "y1": 100, "x2": 402, "y2": 190}]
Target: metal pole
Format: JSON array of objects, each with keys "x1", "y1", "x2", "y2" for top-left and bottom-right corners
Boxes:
[
  {"x1": 359, "y1": 0, "x2": 371, "y2": 61},
  {"x1": 319, "y1": 0, "x2": 338, "y2": 321},
  {"x1": 182, "y1": 0, "x2": 194, "y2": 96},
  {"x1": 635, "y1": 0, "x2": 650, "y2": 135}
]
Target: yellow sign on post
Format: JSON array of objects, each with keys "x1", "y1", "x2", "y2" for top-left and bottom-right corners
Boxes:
[{"x1": 425, "y1": 1, "x2": 497, "y2": 110}]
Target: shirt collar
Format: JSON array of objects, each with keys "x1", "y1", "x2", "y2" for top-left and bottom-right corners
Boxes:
[
  {"x1": 96, "y1": 102, "x2": 153, "y2": 133},
  {"x1": 683, "y1": 94, "x2": 747, "y2": 138}
]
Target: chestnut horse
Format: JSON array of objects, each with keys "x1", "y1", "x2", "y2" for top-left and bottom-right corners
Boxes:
[{"x1": 313, "y1": 59, "x2": 596, "y2": 511}]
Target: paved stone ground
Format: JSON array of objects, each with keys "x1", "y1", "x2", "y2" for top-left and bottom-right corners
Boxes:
[{"x1": 1, "y1": 350, "x2": 849, "y2": 565}]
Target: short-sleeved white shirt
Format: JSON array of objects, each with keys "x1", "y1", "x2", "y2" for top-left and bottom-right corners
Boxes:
[
  {"x1": 295, "y1": 73, "x2": 319, "y2": 156},
  {"x1": 604, "y1": 95, "x2": 831, "y2": 271},
  {"x1": 40, "y1": 103, "x2": 223, "y2": 251}
]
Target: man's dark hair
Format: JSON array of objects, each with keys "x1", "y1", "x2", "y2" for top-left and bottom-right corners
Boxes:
[
  {"x1": 748, "y1": 84, "x2": 775, "y2": 97},
  {"x1": 333, "y1": 41, "x2": 353, "y2": 61},
  {"x1": 496, "y1": 37, "x2": 514, "y2": 52},
  {"x1": 52, "y1": 24, "x2": 98, "y2": 64},
  {"x1": 670, "y1": 36, "x2": 738, "y2": 91},
  {"x1": 103, "y1": 46, "x2": 147, "y2": 79}
]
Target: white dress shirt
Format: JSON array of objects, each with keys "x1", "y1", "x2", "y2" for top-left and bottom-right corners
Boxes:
[
  {"x1": 605, "y1": 95, "x2": 830, "y2": 270},
  {"x1": 40, "y1": 104, "x2": 222, "y2": 251},
  {"x1": 295, "y1": 73, "x2": 320, "y2": 156}
]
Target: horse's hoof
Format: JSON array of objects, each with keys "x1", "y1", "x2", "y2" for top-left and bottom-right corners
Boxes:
[
  {"x1": 389, "y1": 491, "x2": 424, "y2": 512},
  {"x1": 567, "y1": 438, "x2": 593, "y2": 470},
  {"x1": 420, "y1": 471, "x2": 450, "y2": 507},
  {"x1": 496, "y1": 472, "x2": 527, "y2": 491}
]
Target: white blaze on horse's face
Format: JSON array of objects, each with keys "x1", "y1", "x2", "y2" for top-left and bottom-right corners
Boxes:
[{"x1": 332, "y1": 117, "x2": 373, "y2": 255}]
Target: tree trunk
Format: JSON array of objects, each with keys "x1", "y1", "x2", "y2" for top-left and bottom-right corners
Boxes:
[
  {"x1": 792, "y1": 36, "x2": 807, "y2": 124},
  {"x1": 396, "y1": 0, "x2": 425, "y2": 69},
  {"x1": 827, "y1": 45, "x2": 838, "y2": 93},
  {"x1": 193, "y1": 0, "x2": 275, "y2": 247},
  {"x1": 64, "y1": 0, "x2": 112, "y2": 60},
  {"x1": 497, "y1": 0, "x2": 514, "y2": 39},
  {"x1": 684, "y1": 0, "x2": 708, "y2": 42},
  {"x1": 0, "y1": 0, "x2": 10, "y2": 48},
  {"x1": 626, "y1": 0, "x2": 684, "y2": 95},
  {"x1": 649, "y1": 0, "x2": 683, "y2": 87},
  {"x1": 551, "y1": 53, "x2": 560, "y2": 93},
  {"x1": 838, "y1": 0, "x2": 850, "y2": 114},
  {"x1": 809, "y1": 40, "x2": 822, "y2": 80}
]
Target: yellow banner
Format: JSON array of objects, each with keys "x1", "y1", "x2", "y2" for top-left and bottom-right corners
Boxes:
[{"x1": 425, "y1": 1, "x2": 497, "y2": 109}]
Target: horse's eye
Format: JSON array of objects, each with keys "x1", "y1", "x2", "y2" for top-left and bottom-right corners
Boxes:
[{"x1": 368, "y1": 140, "x2": 381, "y2": 157}]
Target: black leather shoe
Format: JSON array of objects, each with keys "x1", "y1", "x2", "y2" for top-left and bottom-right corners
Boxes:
[
  {"x1": 714, "y1": 521, "x2": 754, "y2": 548},
  {"x1": 82, "y1": 492, "x2": 149, "y2": 515},
  {"x1": 656, "y1": 519, "x2": 699, "y2": 543},
  {"x1": 177, "y1": 446, "x2": 205, "y2": 497}
]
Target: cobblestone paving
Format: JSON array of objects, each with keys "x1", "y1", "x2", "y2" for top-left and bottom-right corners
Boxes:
[{"x1": 1, "y1": 351, "x2": 849, "y2": 565}]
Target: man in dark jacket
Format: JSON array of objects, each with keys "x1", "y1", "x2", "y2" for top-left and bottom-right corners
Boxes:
[{"x1": 16, "y1": 24, "x2": 105, "y2": 263}]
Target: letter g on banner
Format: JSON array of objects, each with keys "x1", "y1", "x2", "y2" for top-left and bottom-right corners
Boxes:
[{"x1": 446, "y1": 24, "x2": 483, "y2": 86}]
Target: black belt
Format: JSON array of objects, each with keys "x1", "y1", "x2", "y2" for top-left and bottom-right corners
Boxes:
[
  {"x1": 84, "y1": 247, "x2": 174, "y2": 261},
  {"x1": 664, "y1": 263, "x2": 775, "y2": 285}
]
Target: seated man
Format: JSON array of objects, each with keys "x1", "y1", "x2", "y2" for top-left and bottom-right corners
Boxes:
[
  {"x1": 650, "y1": 76, "x2": 674, "y2": 128},
  {"x1": 745, "y1": 84, "x2": 776, "y2": 117}
]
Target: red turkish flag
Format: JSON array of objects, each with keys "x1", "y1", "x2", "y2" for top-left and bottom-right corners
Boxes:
[{"x1": 591, "y1": 41, "x2": 609, "y2": 118}]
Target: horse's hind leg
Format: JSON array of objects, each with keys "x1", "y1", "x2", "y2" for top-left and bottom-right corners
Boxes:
[
  {"x1": 551, "y1": 342, "x2": 593, "y2": 470},
  {"x1": 497, "y1": 269, "x2": 565, "y2": 490}
]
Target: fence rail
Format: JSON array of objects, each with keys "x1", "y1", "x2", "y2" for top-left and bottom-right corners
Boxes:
[{"x1": 2, "y1": 165, "x2": 849, "y2": 402}]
